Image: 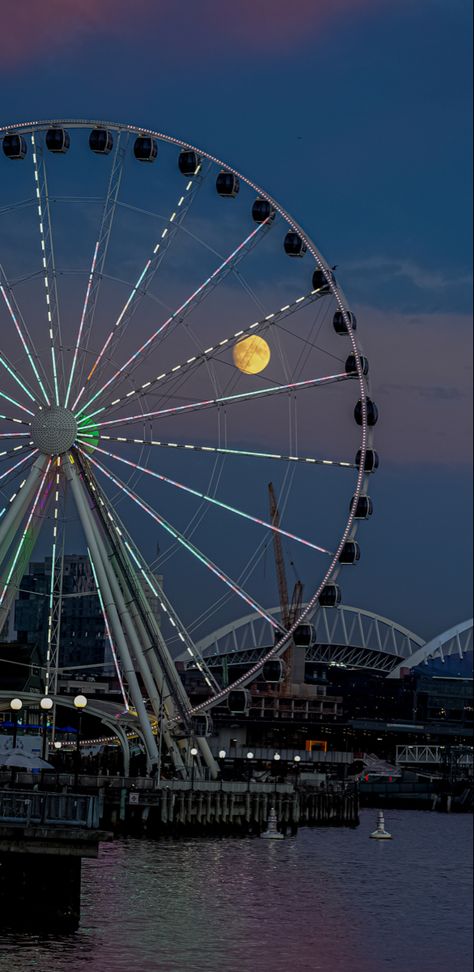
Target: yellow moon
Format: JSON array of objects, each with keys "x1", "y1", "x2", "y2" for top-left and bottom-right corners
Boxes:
[{"x1": 233, "y1": 335, "x2": 271, "y2": 375}]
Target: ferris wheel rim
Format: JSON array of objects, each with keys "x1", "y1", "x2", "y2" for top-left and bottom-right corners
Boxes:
[{"x1": 0, "y1": 115, "x2": 373, "y2": 717}]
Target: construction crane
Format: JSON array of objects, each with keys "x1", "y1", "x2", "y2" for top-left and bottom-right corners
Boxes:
[{"x1": 268, "y1": 483, "x2": 304, "y2": 630}]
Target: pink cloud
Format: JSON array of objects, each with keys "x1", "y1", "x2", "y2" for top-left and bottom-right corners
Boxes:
[{"x1": 0, "y1": 0, "x2": 385, "y2": 64}]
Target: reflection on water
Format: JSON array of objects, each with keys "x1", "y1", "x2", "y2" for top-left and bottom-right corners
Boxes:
[{"x1": 0, "y1": 810, "x2": 472, "y2": 972}]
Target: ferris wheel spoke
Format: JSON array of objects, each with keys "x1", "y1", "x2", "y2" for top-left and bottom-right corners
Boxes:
[
  {"x1": 0, "y1": 390, "x2": 35, "y2": 417},
  {"x1": 78, "y1": 160, "x2": 209, "y2": 403},
  {"x1": 80, "y1": 288, "x2": 323, "y2": 423},
  {"x1": 74, "y1": 219, "x2": 272, "y2": 419},
  {"x1": 80, "y1": 472, "x2": 220, "y2": 695},
  {"x1": 31, "y1": 133, "x2": 63, "y2": 405},
  {"x1": 0, "y1": 450, "x2": 38, "y2": 483},
  {"x1": 0, "y1": 444, "x2": 34, "y2": 464},
  {"x1": 0, "y1": 459, "x2": 51, "y2": 608},
  {"x1": 84, "y1": 451, "x2": 284, "y2": 633},
  {"x1": 78, "y1": 370, "x2": 350, "y2": 431},
  {"x1": 0, "y1": 413, "x2": 31, "y2": 428},
  {"x1": 0, "y1": 266, "x2": 52, "y2": 405},
  {"x1": 66, "y1": 134, "x2": 129, "y2": 408},
  {"x1": 78, "y1": 442, "x2": 333, "y2": 555}
]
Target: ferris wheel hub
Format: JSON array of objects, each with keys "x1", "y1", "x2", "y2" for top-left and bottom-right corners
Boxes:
[{"x1": 31, "y1": 406, "x2": 77, "y2": 455}]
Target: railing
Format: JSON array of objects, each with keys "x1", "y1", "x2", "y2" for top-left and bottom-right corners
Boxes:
[{"x1": 0, "y1": 790, "x2": 100, "y2": 828}]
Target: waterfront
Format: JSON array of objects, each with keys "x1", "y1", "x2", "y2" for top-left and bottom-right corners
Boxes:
[{"x1": 0, "y1": 810, "x2": 471, "y2": 972}]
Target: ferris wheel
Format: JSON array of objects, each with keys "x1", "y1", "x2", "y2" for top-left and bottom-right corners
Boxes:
[{"x1": 0, "y1": 118, "x2": 378, "y2": 776}]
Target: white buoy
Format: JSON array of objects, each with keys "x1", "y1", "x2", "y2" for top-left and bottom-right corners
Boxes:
[
  {"x1": 261, "y1": 806, "x2": 285, "y2": 840},
  {"x1": 370, "y1": 810, "x2": 392, "y2": 839}
]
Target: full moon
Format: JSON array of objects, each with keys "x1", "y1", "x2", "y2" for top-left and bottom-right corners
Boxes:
[{"x1": 233, "y1": 335, "x2": 271, "y2": 375}]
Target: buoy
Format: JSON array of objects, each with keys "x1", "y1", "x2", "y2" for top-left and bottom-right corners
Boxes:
[
  {"x1": 370, "y1": 810, "x2": 392, "y2": 839},
  {"x1": 261, "y1": 806, "x2": 284, "y2": 840}
]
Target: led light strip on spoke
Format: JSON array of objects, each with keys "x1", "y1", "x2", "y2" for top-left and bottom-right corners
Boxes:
[
  {"x1": 85, "y1": 453, "x2": 283, "y2": 632},
  {"x1": 0, "y1": 450, "x2": 38, "y2": 482},
  {"x1": 31, "y1": 133, "x2": 60, "y2": 406},
  {"x1": 0, "y1": 459, "x2": 51, "y2": 607},
  {"x1": 64, "y1": 241, "x2": 99, "y2": 408},
  {"x1": 0, "y1": 414, "x2": 31, "y2": 427},
  {"x1": 81, "y1": 465, "x2": 220, "y2": 695},
  {"x1": 0, "y1": 350, "x2": 38, "y2": 405},
  {"x1": 82, "y1": 165, "x2": 204, "y2": 395},
  {"x1": 80, "y1": 288, "x2": 322, "y2": 422},
  {"x1": 87, "y1": 548, "x2": 130, "y2": 711},
  {"x1": 78, "y1": 443, "x2": 332, "y2": 555},
  {"x1": 78, "y1": 371, "x2": 348, "y2": 431},
  {"x1": 0, "y1": 444, "x2": 33, "y2": 461},
  {"x1": 0, "y1": 272, "x2": 51, "y2": 406},
  {"x1": 121, "y1": 538, "x2": 218, "y2": 692},
  {"x1": 75, "y1": 220, "x2": 270, "y2": 418},
  {"x1": 77, "y1": 432, "x2": 355, "y2": 469},
  {"x1": 0, "y1": 390, "x2": 35, "y2": 417}
]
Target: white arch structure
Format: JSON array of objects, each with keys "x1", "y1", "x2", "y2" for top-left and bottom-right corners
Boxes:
[
  {"x1": 0, "y1": 690, "x2": 144, "y2": 775},
  {"x1": 189, "y1": 604, "x2": 426, "y2": 675},
  {"x1": 388, "y1": 619, "x2": 473, "y2": 678}
]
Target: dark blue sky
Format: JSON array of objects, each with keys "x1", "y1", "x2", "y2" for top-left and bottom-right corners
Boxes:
[{"x1": 1, "y1": 0, "x2": 472, "y2": 643}]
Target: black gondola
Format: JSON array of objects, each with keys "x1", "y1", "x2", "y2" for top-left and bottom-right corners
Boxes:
[
  {"x1": 252, "y1": 198, "x2": 275, "y2": 223},
  {"x1": 134, "y1": 136, "x2": 158, "y2": 162},
  {"x1": 89, "y1": 128, "x2": 113, "y2": 155},
  {"x1": 178, "y1": 150, "x2": 201, "y2": 175},
  {"x1": 333, "y1": 310, "x2": 357, "y2": 335},
  {"x1": 283, "y1": 232, "x2": 307, "y2": 257},
  {"x1": 228, "y1": 689, "x2": 251, "y2": 714},
  {"x1": 46, "y1": 128, "x2": 70, "y2": 153},
  {"x1": 216, "y1": 171, "x2": 240, "y2": 197},
  {"x1": 354, "y1": 398, "x2": 379, "y2": 426},
  {"x1": 355, "y1": 448, "x2": 379, "y2": 473},
  {"x1": 339, "y1": 541, "x2": 360, "y2": 564},
  {"x1": 293, "y1": 623, "x2": 315, "y2": 648},
  {"x1": 262, "y1": 659, "x2": 285, "y2": 683},
  {"x1": 318, "y1": 584, "x2": 342, "y2": 607},
  {"x1": 350, "y1": 495, "x2": 373, "y2": 519},
  {"x1": 345, "y1": 354, "x2": 369, "y2": 376},
  {"x1": 312, "y1": 268, "x2": 335, "y2": 292},
  {"x1": 2, "y1": 134, "x2": 27, "y2": 160}
]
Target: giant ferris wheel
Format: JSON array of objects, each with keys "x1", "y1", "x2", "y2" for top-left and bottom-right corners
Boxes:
[{"x1": 0, "y1": 119, "x2": 378, "y2": 777}]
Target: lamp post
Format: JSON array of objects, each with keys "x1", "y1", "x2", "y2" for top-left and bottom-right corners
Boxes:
[
  {"x1": 9, "y1": 698, "x2": 23, "y2": 749},
  {"x1": 40, "y1": 697, "x2": 53, "y2": 761},
  {"x1": 73, "y1": 694, "x2": 87, "y2": 789},
  {"x1": 190, "y1": 747, "x2": 198, "y2": 791},
  {"x1": 294, "y1": 754, "x2": 301, "y2": 787}
]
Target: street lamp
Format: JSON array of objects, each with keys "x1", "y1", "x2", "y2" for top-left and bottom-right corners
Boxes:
[
  {"x1": 218, "y1": 750, "x2": 226, "y2": 760},
  {"x1": 294, "y1": 754, "x2": 301, "y2": 786},
  {"x1": 190, "y1": 747, "x2": 198, "y2": 790},
  {"x1": 40, "y1": 697, "x2": 53, "y2": 761},
  {"x1": 73, "y1": 694, "x2": 87, "y2": 788},
  {"x1": 9, "y1": 698, "x2": 23, "y2": 749}
]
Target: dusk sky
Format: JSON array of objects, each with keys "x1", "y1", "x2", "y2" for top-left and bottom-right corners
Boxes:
[{"x1": 0, "y1": 0, "x2": 472, "y2": 644}]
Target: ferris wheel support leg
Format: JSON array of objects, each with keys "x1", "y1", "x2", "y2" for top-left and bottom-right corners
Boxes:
[
  {"x1": 63, "y1": 458, "x2": 159, "y2": 768},
  {"x1": 0, "y1": 455, "x2": 49, "y2": 570},
  {"x1": 109, "y1": 583, "x2": 189, "y2": 779},
  {"x1": 99, "y1": 545, "x2": 189, "y2": 775}
]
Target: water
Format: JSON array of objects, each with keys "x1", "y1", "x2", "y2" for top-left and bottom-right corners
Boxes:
[{"x1": 1, "y1": 810, "x2": 472, "y2": 972}]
